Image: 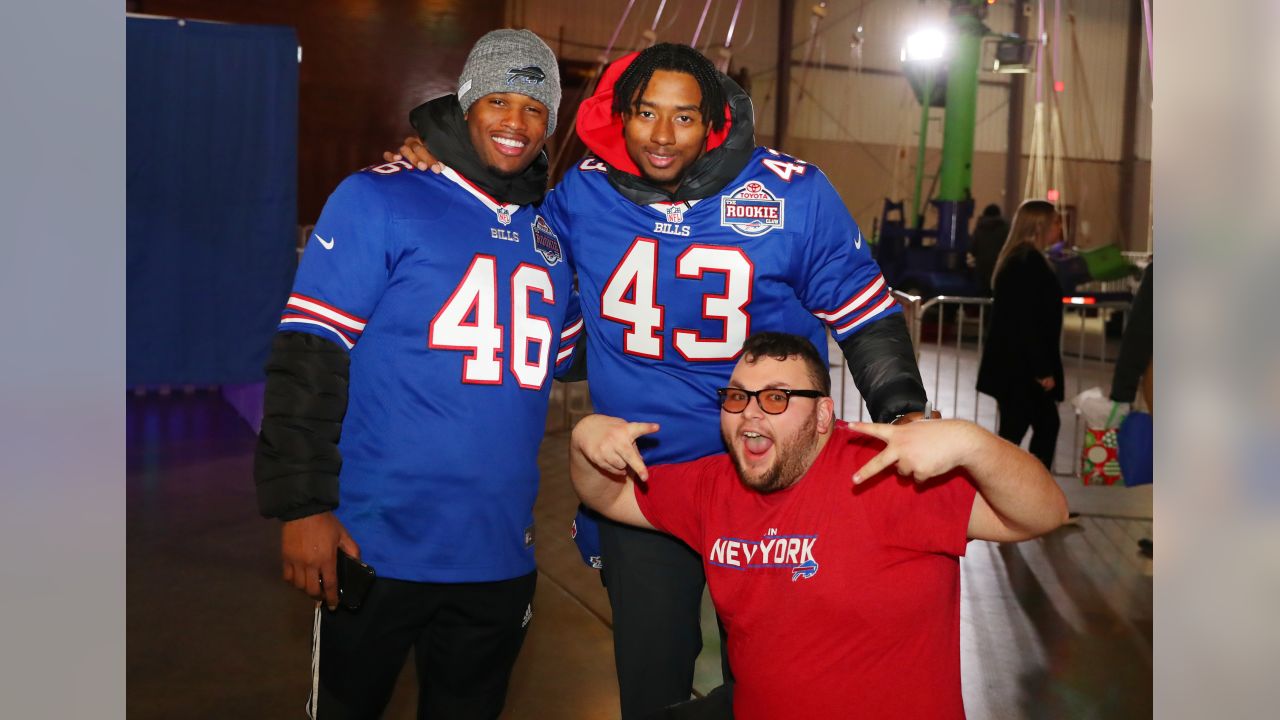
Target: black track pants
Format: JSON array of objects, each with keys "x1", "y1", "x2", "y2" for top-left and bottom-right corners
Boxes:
[
  {"x1": 997, "y1": 384, "x2": 1061, "y2": 469},
  {"x1": 599, "y1": 517, "x2": 708, "y2": 720},
  {"x1": 308, "y1": 572, "x2": 536, "y2": 719}
]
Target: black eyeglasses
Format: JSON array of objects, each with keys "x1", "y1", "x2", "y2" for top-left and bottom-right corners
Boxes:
[{"x1": 716, "y1": 387, "x2": 826, "y2": 415}]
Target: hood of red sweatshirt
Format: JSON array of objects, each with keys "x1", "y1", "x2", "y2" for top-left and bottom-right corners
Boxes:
[{"x1": 575, "y1": 51, "x2": 756, "y2": 203}]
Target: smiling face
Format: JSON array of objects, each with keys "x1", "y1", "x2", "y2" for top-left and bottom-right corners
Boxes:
[
  {"x1": 720, "y1": 354, "x2": 835, "y2": 494},
  {"x1": 622, "y1": 69, "x2": 710, "y2": 193},
  {"x1": 465, "y1": 92, "x2": 550, "y2": 177}
]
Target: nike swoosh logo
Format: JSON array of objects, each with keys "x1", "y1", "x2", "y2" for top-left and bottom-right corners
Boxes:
[
  {"x1": 315, "y1": 234, "x2": 335, "y2": 250},
  {"x1": 855, "y1": 230, "x2": 863, "y2": 250}
]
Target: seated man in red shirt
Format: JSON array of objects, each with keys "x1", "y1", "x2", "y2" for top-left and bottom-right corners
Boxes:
[{"x1": 569, "y1": 331, "x2": 1069, "y2": 720}]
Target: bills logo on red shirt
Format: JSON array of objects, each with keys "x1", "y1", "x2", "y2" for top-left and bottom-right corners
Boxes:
[
  {"x1": 532, "y1": 215, "x2": 563, "y2": 266},
  {"x1": 791, "y1": 559, "x2": 819, "y2": 581},
  {"x1": 720, "y1": 180, "x2": 785, "y2": 237}
]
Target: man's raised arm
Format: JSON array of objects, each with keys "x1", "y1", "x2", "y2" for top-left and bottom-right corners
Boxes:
[
  {"x1": 569, "y1": 415, "x2": 660, "y2": 530},
  {"x1": 850, "y1": 419, "x2": 1069, "y2": 542}
]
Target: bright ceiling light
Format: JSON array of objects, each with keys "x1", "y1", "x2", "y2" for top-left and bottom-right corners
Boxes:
[{"x1": 902, "y1": 28, "x2": 948, "y2": 63}]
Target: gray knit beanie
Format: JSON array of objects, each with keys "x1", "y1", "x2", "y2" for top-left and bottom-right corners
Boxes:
[{"x1": 457, "y1": 29, "x2": 561, "y2": 135}]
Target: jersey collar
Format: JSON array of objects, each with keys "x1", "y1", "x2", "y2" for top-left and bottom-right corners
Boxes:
[{"x1": 441, "y1": 165, "x2": 521, "y2": 224}]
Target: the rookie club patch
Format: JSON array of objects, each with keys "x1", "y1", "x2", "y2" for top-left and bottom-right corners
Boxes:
[{"x1": 720, "y1": 180, "x2": 785, "y2": 237}]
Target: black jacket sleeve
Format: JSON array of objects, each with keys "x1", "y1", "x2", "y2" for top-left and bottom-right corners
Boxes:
[
  {"x1": 254, "y1": 332, "x2": 350, "y2": 520},
  {"x1": 837, "y1": 312, "x2": 928, "y2": 422},
  {"x1": 1110, "y1": 264, "x2": 1153, "y2": 402}
]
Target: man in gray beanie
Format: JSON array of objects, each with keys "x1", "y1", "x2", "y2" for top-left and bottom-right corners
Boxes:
[
  {"x1": 255, "y1": 27, "x2": 581, "y2": 720},
  {"x1": 458, "y1": 28, "x2": 561, "y2": 135}
]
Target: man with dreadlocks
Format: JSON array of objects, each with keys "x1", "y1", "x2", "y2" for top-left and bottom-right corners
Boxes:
[{"x1": 392, "y1": 42, "x2": 931, "y2": 718}]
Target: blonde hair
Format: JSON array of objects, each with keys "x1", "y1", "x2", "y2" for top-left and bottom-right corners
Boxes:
[{"x1": 991, "y1": 199, "x2": 1058, "y2": 281}]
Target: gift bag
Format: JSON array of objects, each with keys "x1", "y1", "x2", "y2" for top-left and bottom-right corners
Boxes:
[
  {"x1": 1080, "y1": 243, "x2": 1137, "y2": 281},
  {"x1": 1118, "y1": 411, "x2": 1154, "y2": 486},
  {"x1": 1078, "y1": 396, "x2": 1125, "y2": 485}
]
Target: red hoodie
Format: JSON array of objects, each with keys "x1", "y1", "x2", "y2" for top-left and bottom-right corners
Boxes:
[{"x1": 575, "y1": 50, "x2": 734, "y2": 177}]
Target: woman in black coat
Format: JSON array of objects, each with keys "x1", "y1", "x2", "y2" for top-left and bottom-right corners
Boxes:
[{"x1": 976, "y1": 199, "x2": 1064, "y2": 469}]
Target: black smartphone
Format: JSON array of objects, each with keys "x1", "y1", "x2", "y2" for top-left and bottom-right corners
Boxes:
[{"x1": 336, "y1": 549, "x2": 376, "y2": 611}]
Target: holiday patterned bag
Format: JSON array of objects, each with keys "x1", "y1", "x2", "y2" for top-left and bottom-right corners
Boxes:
[{"x1": 1080, "y1": 402, "x2": 1124, "y2": 485}]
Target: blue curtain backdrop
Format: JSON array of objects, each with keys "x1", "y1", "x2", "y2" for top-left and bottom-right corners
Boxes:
[{"x1": 127, "y1": 17, "x2": 297, "y2": 386}]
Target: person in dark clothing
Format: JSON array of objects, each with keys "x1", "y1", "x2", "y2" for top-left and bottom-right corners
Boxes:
[
  {"x1": 976, "y1": 199, "x2": 1065, "y2": 469},
  {"x1": 968, "y1": 203, "x2": 1010, "y2": 296},
  {"x1": 1110, "y1": 263, "x2": 1153, "y2": 556},
  {"x1": 1111, "y1": 263, "x2": 1153, "y2": 410}
]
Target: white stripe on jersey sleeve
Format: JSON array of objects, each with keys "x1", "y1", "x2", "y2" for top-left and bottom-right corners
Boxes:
[
  {"x1": 560, "y1": 317, "x2": 584, "y2": 341},
  {"x1": 279, "y1": 318, "x2": 356, "y2": 349},
  {"x1": 813, "y1": 275, "x2": 886, "y2": 324},
  {"x1": 286, "y1": 295, "x2": 367, "y2": 332},
  {"x1": 834, "y1": 294, "x2": 896, "y2": 334}
]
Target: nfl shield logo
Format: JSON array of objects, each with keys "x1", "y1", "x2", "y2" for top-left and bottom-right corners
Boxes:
[
  {"x1": 496, "y1": 207, "x2": 512, "y2": 226},
  {"x1": 666, "y1": 204, "x2": 684, "y2": 223},
  {"x1": 531, "y1": 215, "x2": 562, "y2": 266}
]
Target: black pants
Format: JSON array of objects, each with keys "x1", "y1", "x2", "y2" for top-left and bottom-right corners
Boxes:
[
  {"x1": 997, "y1": 383, "x2": 1060, "y2": 469},
  {"x1": 309, "y1": 571, "x2": 536, "y2": 719},
  {"x1": 599, "y1": 517, "x2": 708, "y2": 719}
]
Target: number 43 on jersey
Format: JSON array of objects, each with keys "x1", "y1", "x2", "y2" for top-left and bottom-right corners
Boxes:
[{"x1": 601, "y1": 237, "x2": 754, "y2": 362}]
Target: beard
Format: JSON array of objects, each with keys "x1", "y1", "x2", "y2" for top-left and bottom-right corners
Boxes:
[{"x1": 724, "y1": 411, "x2": 820, "y2": 494}]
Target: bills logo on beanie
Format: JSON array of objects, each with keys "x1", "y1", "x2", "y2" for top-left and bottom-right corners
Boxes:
[
  {"x1": 457, "y1": 29, "x2": 562, "y2": 135},
  {"x1": 506, "y1": 66, "x2": 547, "y2": 85}
]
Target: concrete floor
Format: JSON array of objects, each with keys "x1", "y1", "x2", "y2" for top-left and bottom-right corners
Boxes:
[{"x1": 128, "y1": 329, "x2": 1152, "y2": 718}]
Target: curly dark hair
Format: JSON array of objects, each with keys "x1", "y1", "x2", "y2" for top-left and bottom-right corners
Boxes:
[
  {"x1": 740, "y1": 332, "x2": 830, "y2": 395},
  {"x1": 610, "y1": 43, "x2": 727, "y2": 132}
]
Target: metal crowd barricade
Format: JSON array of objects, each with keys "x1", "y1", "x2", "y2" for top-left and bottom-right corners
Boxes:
[
  {"x1": 829, "y1": 290, "x2": 995, "y2": 431},
  {"x1": 905, "y1": 292, "x2": 996, "y2": 428},
  {"x1": 831, "y1": 289, "x2": 1132, "y2": 480}
]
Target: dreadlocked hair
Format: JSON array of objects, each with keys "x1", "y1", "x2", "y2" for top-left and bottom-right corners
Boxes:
[{"x1": 610, "y1": 43, "x2": 727, "y2": 132}]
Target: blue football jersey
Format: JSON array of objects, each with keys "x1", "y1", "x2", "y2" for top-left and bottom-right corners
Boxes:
[
  {"x1": 542, "y1": 147, "x2": 898, "y2": 465},
  {"x1": 279, "y1": 159, "x2": 582, "y2": 583}
]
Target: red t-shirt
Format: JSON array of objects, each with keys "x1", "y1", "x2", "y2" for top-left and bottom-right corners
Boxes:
[{"x1": 634, "y1": 422, "x2": 978, "y2": 720}]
